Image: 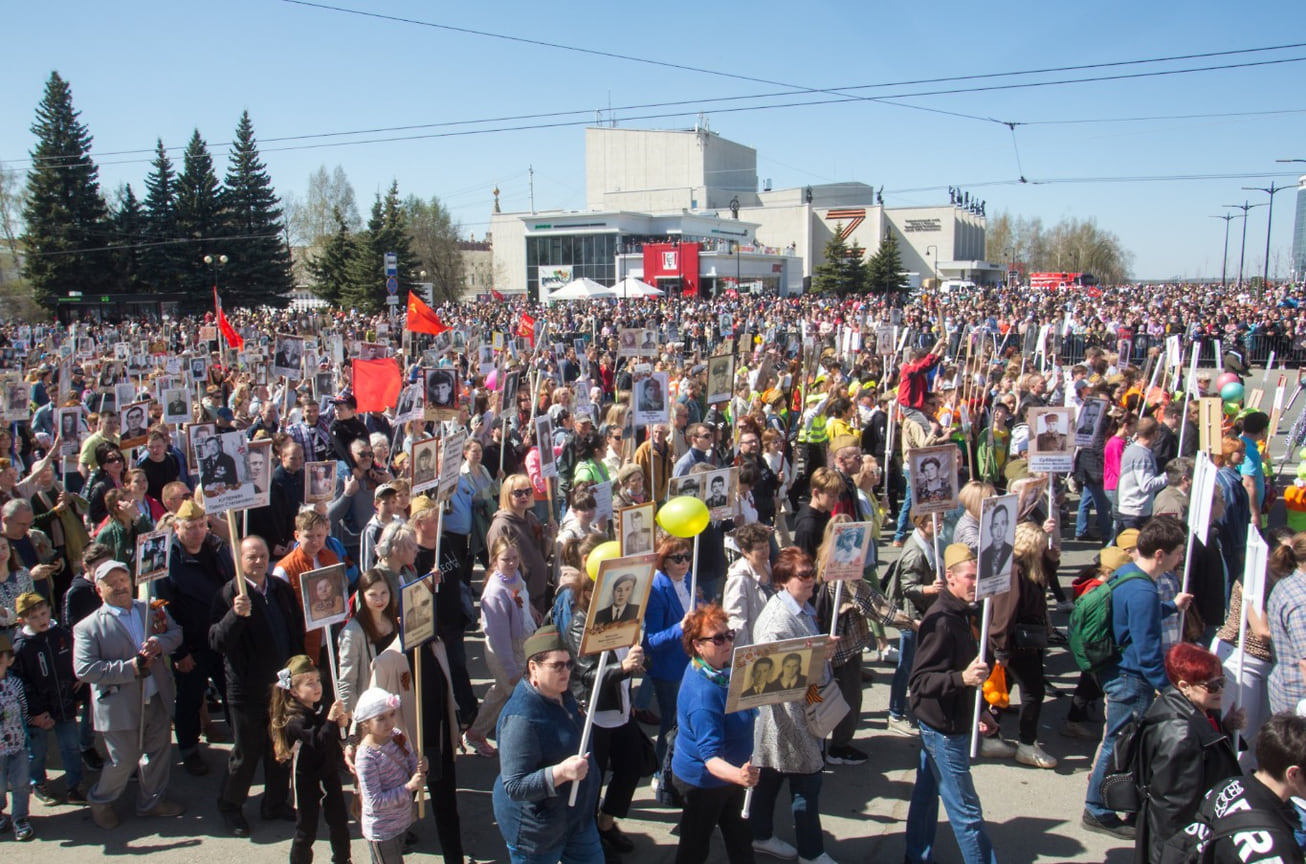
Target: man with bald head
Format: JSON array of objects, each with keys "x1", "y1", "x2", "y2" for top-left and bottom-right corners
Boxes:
[
  {"x1": 209, "y1": 534, "x2": 304, "y2": 837},
  {"x1": 74, "y1": 560, "x2": 186, "y2": 829}
]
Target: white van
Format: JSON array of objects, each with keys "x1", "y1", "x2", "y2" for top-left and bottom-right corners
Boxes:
[{"x1": 938, "y1": 279, "x2": 977, "y2": 294}]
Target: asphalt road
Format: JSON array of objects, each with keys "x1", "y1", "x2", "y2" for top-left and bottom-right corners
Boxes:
[{"x1": 8, "y1": 370, "x2": 1300, "y2": 864}]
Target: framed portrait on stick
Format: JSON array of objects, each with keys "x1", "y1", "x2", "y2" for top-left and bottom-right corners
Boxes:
[
  {"x1": 823, "y1": 521, "x2": 873, "y2": 581},
  {"x1": 1027, "y1": 407, "x2": 1074, "y2": 473},
  {"x1": 135, "y1": 529, "x2": 172, "y2": 585},
  {"x1": 976, "y1": 494, "x2": 1018, "y2": 599},
  {"x1": 400, "y1": 574, "x2": 437, "y2": 652},
  {"x1": 617, "y1": 502, "x2": 655, "y2": 555},
  {"x1": 706, "y1": 354, "x2": 735, "y2": 406},
  {"x1": 304, "y1": 461, "x2": 337, "y2": 504},
  {"x1": 300, "y1": 563, "x2": 349, "y2": 633},
  {"x1": 578, "y1": 553, "x2": 657, "y2": 656},
  {"x1": 272, "y1": 334, "x2": 305, "y2": 380},
  {"x1": 410, "y1": 438, "x2": 440, "y2": 494},
  {"x1": 725, "y1": 635, "x2": 829, "y2": 713},
  {"x1": 907, "y1": 445, "x2": 959, "y2": 515}
]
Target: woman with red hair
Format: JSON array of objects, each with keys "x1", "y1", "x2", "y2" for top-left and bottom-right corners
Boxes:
[{"x1": 1132, "y1": 643, "x2": 1243, "y2": 863}]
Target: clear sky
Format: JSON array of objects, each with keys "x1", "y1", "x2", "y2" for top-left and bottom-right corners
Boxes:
[{"x1": 3, "y1": 0, "x2": 1305, "y2": 282}]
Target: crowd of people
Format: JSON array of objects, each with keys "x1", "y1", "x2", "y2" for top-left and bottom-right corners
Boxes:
[{"x1": 0, "y1": 280, "x2": 1304, "y2": 864}]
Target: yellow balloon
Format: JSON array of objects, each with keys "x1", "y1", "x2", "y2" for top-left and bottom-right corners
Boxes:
[
  {"x1": 657, "y1": 495, "x2": 711, "y2": 539},
  {"x1": 586, "y1": 540, "x2": 622, "y2": 580}
]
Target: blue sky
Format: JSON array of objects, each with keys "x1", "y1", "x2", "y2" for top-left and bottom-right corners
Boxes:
[{"x1": 3, "y1": 0, "x2": 1305, "y2": 281}]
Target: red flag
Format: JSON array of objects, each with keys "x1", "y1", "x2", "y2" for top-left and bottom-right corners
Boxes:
[
  {"x1": 518, "y1": 313, "x2": 536, "y2": 346},
  {"x1": 213, "y1": 287, "x2": 244, "y2": 349},
  {"x1": 491, "y1": 287, "x2": 505, "y2": 302},
  {"x1": 405, "y1": 292, "x2": 449, "y2": 335},
  {"x1": 351, "y1": 358, "x2": 403, "y2": 413}
]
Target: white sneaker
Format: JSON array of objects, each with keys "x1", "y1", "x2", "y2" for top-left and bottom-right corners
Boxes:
[
  {"x1": 650, "y1": 776, "x2": 659, "y2": 798},
  {"x1": 878, "y1": 646, "x2": 900, "y2": 663},
  {"x1": 1016, "y1": 742, "x2": 1058, "y2": 769},
  {"x1": 799, "y1": 853, "x2": 838, "y2": 864},
  {"x1": 752, "y1": 836, "x2": 799, "y2": 860},
  {"x1": 978, "y1": 736, "x2": 1017, "y2": 759}
]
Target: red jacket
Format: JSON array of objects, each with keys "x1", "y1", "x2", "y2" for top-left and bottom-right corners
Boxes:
[{"x1": 897, "y1": 353, "x2": 941, "y2": 409}]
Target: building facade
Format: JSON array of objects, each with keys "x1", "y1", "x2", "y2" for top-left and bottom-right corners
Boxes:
[{"x1": 490, "y1": 126, "x2": 997, "y2": 300}]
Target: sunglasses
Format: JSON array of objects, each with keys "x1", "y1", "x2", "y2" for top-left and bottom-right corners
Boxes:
[
  {"x1": 511, "y1": 488, "x2": 532, "y2": 498},
  {"x1": 666, "y1": 553, "x2": 692, "y2": 564},
  {"x1": 104, "y1": 456, "x2": 124, "y2": 464},
  {"x1": 793, "y1": 570, "x2": 817, "y2": 581},
  {"x1": 538, "y1": 659, "x2": 575, "y2": 671},
  {"x1": 1198, "y1": 677, "x2": 1226, "y2": 693},
  {"x1": 697, "y1": 630, "x2": 735, "y2": 646}
]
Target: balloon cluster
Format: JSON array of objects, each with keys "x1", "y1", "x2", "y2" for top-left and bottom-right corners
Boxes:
[
  {"x1": 584, "y1": 496, "x2": 711, "y2": 580},
  {"x1": 1215, "y1": 372, "x2": 1244, "y2": 415}
]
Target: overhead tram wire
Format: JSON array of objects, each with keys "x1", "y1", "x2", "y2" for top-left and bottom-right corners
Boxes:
[{"x1": 7, "y1": 42, "x2": 1306, "y2": 169}]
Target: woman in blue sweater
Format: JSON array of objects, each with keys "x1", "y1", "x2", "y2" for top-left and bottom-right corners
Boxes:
[
  {"x1": 644, "y1": 536, "x2": 695, "y2": 763},
  {"x1": 673, "y1": 604, "x2": 759, "y2": 864}
]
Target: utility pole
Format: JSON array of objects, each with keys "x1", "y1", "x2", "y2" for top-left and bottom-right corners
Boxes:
[
  {"x1": 1224, "y1": 201, "x2": 1263, "y2": 289},
  {"x1": 1209, "y1": 213, "x2": 1239, "y2": 288},
  {"x1": 1242, "y1": 182, "x2": 1289, "y2": 292}
]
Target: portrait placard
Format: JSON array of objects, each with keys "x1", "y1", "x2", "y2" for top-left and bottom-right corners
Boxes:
[
  {"x1": 400, "y1": 574, "x2": 437, "y2": 651},
  {"x1": 823, "y1": 521, "x2": 874, "y2": 582},
  {"x1": 617, "y1": 502, "x2": 655, "y2": 555},
  {"x1": 56, "y1": 407, "x2": 83, "y2": 457},
  {"x1": 1027, "y1": 406, "x2": 1074, "y2": 473},
  {"x1": 301, "y1": 563, "x2": 349, "y2": 632},
  {"x1": 423, "y1": 368, "x2": 459, "y2": 420},
  {"x1": 304, "y1": 461, "x2": 337, "y2": 504},
  {"x1": 706, "y1": 354, "x2": 735, "y2": 407},
  {"x1": 701, "y1": 467, "x2": 737, "y2": 521},
  {"x1": 633, "y1": 371, "x2": 670, "y2": 427},
  {"x1": 578, "y1": 553, "x2": 658, "y2": 656},
  {"x1": 272, "y1": 334, "x2": 305, "y2": 380},
  {"x1": 976, "y1": 494, "x2": 1018, "y2": 599},
  {"x1": 119, "y1": 401, "x2": 151, "y2": 449},
  {"x1": 1074, "y1": 399, "x2": 1109, "y2": 448},
  {"x1": 410, "y1": 439, "x2": 440, "y2": 494},
  {"x1": 135, "y1": 529, "x2": 172, "y2": 585},
  {"x1": 438, "y1": 427, "x2": 466, "y2": 503},
  {"x1": 246, "y1": 438, "x2": 273, "y2": 509},
  {"x1": 394, "y1": 382, "x2": 423, "y2": 425},
  {"x1": 160, "y1": 387, "x2": 192, "y2": 426},
  {"x1": 725, "y1": 635, "x2": 829, "y2": 714},
  {"x1": 186, "y1": 423, "x2": 217, "y2": 474},
  {"x1": 1198, "y1": 397, "x2": 1224, "y2": 456},
  {"x1": 907, "y1": 445, "x2": 959, "y2": 515},
  {"x1": 196, "y1": 430, "x2": 257, "y2": 514},
  {"x1": 535, "y1": 415, "x2": 557, "y2": 479}
]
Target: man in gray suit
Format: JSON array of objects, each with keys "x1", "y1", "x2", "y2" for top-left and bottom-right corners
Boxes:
[{"x1": 74, "y1": 560, "x2": 186, "y2": 829}]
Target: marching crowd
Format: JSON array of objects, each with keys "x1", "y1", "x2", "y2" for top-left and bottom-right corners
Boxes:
[{"x1": 0, "y1": 280, "x2": 1304, "y2": 864}]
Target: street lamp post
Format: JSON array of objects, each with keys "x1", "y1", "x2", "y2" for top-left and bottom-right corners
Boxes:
[
  {"x1": 1209, "y1": 214, "x2": 1239, "y2": 288},
  {"x1": 203, "y1": 253, "x2": 229, "y2": 353},
  {"x1": 1224, "y1": 202, "x2": 1264, "y2": 289},
  {"x1": 1243, "y1": 182, "x2": 1289, "y2": 292}
]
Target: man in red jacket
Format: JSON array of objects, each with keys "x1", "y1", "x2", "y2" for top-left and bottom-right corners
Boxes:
[{"x1": 897, "y1": 337, "x2": 947, "y2": 410}]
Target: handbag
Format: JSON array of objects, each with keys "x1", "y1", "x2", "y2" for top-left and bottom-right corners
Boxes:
[
  {"x1": 803, "y1": 679, "x2": 850, "y2": 739},
  {"x1": 635, "y1": 723, "x2": 658, "y2": 778},
  {"x1": 1013, "y1": 622, "x2": 1050, "y2": 650}
]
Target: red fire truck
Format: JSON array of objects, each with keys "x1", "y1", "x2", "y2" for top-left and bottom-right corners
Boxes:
[{"x1": 1028, "y1": 272, "x2": 1098, "y2": 291}]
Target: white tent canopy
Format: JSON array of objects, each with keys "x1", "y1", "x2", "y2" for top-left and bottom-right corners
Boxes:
[
  {"x1": 613, "y1": 276, "x2": 663, "y2": 298},
  {"x1": 549, "y1": 277, "x2": 616, "y2": 300}
]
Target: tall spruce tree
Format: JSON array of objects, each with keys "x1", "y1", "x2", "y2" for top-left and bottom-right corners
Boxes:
[
  {"x1": 21, "y1": 71, "x2": 113, "y2": 309},
  {"x1": 112, "y1": 184, "x2": 145, "y2": 292},
  {"x1": 140, "y1": 138, "x2": 187, "y2": 292},
  {"x1": 812, "y1": 225, "x2": 850, "y2": 295},
  {"x1": 343, "y1": 182, "x2": 413, "y2": 313},
  {"x1": 173, "y1": 129, "x2": 225, "y2": 307},
  {"x1": 867, "y1": 231, "x2": 907, "y2": 294},
  {"x1": 221, "y1": 111, "x2": 293, "y2": 308},
  {"x1": 306, "y1": 207, "x2": 356, "y2": 306}
]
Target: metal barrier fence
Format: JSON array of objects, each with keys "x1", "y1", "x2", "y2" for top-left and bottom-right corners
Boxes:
[{"x1": 931, "y1": 329, "x2": 1305, "y2": 370}]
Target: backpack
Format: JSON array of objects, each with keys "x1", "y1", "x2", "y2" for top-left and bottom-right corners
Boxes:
[
  {"x1": 1157, "y1": 809, "x2": 1284, "y2": 864},
  {"x1": 1067, "y1": 566, "x2": 1148, "y2": 672},
  {"x1": 1098, "y1": 717, "x2": 1147, "y2": 813}
]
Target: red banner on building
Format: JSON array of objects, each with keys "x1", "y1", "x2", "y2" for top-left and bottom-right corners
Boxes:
[{"x1": 642, "y1": 242, "x2": 700, "y2": 297}]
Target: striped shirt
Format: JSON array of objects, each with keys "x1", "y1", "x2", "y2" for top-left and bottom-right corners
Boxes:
[
  {"x1": 1268, "y1": 570, "x2": 1306, "y2": 714},
  {"x1": 355, "y1": 736, "x2": 417, "y2": 842}
]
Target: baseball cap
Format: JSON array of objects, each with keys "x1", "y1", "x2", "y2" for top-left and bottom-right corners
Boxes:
[{"x1": 373, "y1": 483, "x2": 398, "y2": 502}]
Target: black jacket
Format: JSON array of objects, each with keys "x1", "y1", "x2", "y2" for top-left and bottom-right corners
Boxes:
[
  {"x1": 1186, "y1": 774, "x2": 1301, "y2": 864},
  {"x1": 1149, "y1": 424, "x2": 1178, "y2": 474},
  {"x1": 1135, "y1": 687, "x2": 1241, "y2": 864},
  {"x1": 908, "y1": 588, "x2": 978, "y2": 735},
  {"x1": 208, "y1": 577, "x2": 305, "y2": 705},
  {"x1": 12, "y1": 624, "x2": 79, "y2": 723},
  {"x1": 157, "y1": 532, "x2": 235, "y2": 661},
  {"x1": 564, "y1": 607, "x2": 632, "y2": 714},
  {"x1": 284, "y1": 702, "x2": 346, "y2": 782}
]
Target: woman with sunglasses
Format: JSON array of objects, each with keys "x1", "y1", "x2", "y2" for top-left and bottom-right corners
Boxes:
[
  {"x1": 644, "y1": 536, "x2": 696, "y2": 766},
  {"x1": 493, "y1": 625, "x2": 601, "y2": 864},
  {"x1": 485, "y1": 473, "x2": 553, "y2": 619},
  {"x1": 748, "y1": 547, "x2": 838, "y2": 864},
  {"x1": 85, "y1": 442, "x2": 125, "y2": 527},
  {"x1": 672, "y1": 603, "x2": 759, "y2": 864},
  {"x1": 1132, "y1": 643, "x2": 1243, "y2": 864}
]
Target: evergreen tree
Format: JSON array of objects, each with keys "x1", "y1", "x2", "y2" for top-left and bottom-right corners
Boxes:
[
  {"x1": 403, "y1": 194, "x2": 464, "y2": 304},
  {"x1": 812, "y1": 225, "x2": 850, "y2": 295},
  {"x1": 112, "y1": 184, "x2": 145, "y2": 292},
  {"x1": 221, "y1": 111, "x2": 293, "y2": 308},
  {"x1": 173, "y1": 129, "x2": 225, "y2": 307},
  {"x1": 844, "y1": 239, "x2": 870, "y2": 296},
  {"x1": 140, "y1": 138, "x2": 187, "y2": 292},
  {"x1": 306, "y1": 207, "x2": 357, "y2": 306},
  {"x1": 867, "y1": 231, "x2": 907, "y2": 294},
  {"x1": 343, "y1": 182, "x2": 413, "y2": 313},
  {"x1": 21, "y1": 71, "x2": 113, "y2": 310}
]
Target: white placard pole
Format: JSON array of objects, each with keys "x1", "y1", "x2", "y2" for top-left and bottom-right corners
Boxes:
[
  {"x1": 969, "y1": 597, "x2": 993, "y2": 758},
  {"x1": 568, "y1": 651, "x2": 609, "y2": 807}
]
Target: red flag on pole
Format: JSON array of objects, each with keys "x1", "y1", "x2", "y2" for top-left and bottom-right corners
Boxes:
[
  {"x1": 491, "y1": 287, "x2": 505, "y2": 302},
  {"x1": 351, "y1": 358, "x2": 403, "y2": 413},
  {"x1": 213, "y1": 287, "x2": 244, "y2": 350},
  {"x1": 405, "y1": 292, "x2": 449, "y2": 335},
  {"x1": 518, "y1": 313, "x2": 536, "y2": 346}
]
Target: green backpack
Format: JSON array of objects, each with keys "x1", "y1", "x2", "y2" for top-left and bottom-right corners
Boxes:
[{"x1": 1068, "y1": 566, "x2": 1148, "y2": 672}]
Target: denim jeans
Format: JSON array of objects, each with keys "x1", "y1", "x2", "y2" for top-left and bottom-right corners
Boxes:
[
  {"x1": 1075, "y1": 482, "x2": 1111, "y2": 543},
  {"x1": 28, "y1": 719, "x2": 82, "y2": 790},
  {"x1": 1084, "y1": 670, "x2": 1155, "y2": 818},
  {"x1": 0, "y1": 751, "x2": 31, "y2": 820},
  {"x1": 507, "y1": 821, "x2": 604, "y2": 864},
  {"x1": 894, "y1": 470, "x2": 914, "y2": 541},
  {"x1": 889, "y1": 629, "x2": 918, "y2": 720},
  {"x1": 905, "y1": 722, "x2": 997, "y2": 864},
  {"x1": 749, "y1": 768, "x2": 825, "y2": 860}
]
